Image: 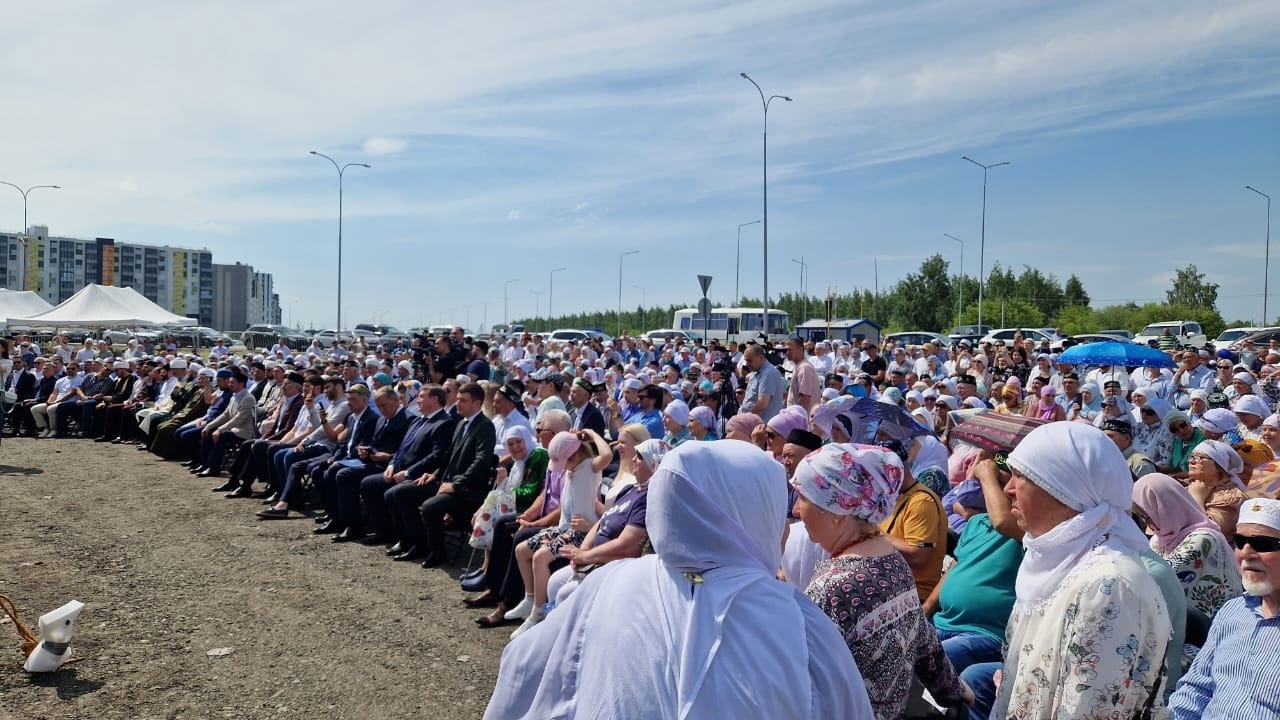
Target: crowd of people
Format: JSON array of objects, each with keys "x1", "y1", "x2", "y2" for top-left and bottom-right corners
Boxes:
[{"x1": 4, "y1": 326, "x2": 1280, "y2": 719}]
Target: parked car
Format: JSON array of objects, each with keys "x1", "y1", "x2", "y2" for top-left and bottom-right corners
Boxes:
[
  {"x1": 978, "y1": 328, "x2": 1065, "y2": 351},
  {"x1": 1217, "y1": 326, "x2": 1272, "y2": 347},
  {"x1": 1097, "y1": 329, "x2": 1135, "y2": 341},
  {"x1": 241, "y1": 323, "x2": 305, "y2": 351},
  {"x1": 642, "y1": 329, "x2": 692, "y2": 347},
  {"x1": 547, "y1": 328, "x2": 591, "y2": 343},
  {"x1": 1132, "y1": 321, "x2": 1208, "y2": 349},
  {"x1": 1231, "y1": 327, "x2": 1280, "y2": 352},
  {"x1": 948, "y1": 325, "x2": 992, "y2": 344},
  {"x1": 884, "y1": 331, "x2": 951, "y2": 348},
  {"x1": 1070, "y1": 333, "x2": 1132, "y2": 345},
  {"x1": 353, "y1": 323, "x2": 412, "y2": 346}
]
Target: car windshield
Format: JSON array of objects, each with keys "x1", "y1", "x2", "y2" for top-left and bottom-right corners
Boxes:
[
  {"x1": 1138, "y1": 324, "x2": 1175, "y2": 336},
  {"x1": 1217, "y1": 329, "x2": 1252, "y2": 342}
]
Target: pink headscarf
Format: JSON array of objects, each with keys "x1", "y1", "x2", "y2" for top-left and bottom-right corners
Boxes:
[
  {"x1": 1132, "y1": 472, "x2": 1227, "y2": 554},
  {"x1": 767, "y1": 405, "x2": 810, "y2": 439},
  {"x1": 790, "y1": 443, "x2": 904, "y2": 523},
  {"x1": 726, "y1": 412, "x2": 763, "y2": 438}
]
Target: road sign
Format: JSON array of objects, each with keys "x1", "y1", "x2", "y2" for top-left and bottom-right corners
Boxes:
[
  {"x1": 697, "y1": 297, "x2": 712, "y2": 316},
  {"x1": 698, "y1": 275, "x2": 712, "y2": 297}
]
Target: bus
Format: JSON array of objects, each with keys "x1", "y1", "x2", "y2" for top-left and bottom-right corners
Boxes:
[{"x1": 672, "y1": 306, "x2": 790, "y2": 344}]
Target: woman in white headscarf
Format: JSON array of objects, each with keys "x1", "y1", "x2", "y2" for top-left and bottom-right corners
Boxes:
[
  {"x1": 483, "y1": 441, "x2": 876, "y2": 720},
  {"x1": 986, "y1": 422, "x2": 1170, "y2": 720},
  {"x1": 1187, "y1": 439, "x2": 1249, "y2": 538},
  {"x1": 792, "y1": 443, "x2": 970, "y2": 720}
]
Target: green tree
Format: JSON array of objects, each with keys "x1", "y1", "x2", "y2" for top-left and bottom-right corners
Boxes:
[
  {"x1": 1055, "y1": 305, "x2": 1096, "y2": 335},
  {"x1": 1063, "y1": 274, "x2": 1090, "y2": 307},
  {"x1": 891, "y1": 255, "x2": 953, "y2": 332},
  {"x1": 1016, "y1": 266, "x2": 1064, "y2": 319},
  {"x1": 984, "y1": 262, "x2": 1018, "y2": 303},
  {"x1": 959, "y1": 298, "x2": 1044, "y2": 328},
  {"x1": 1167, "y1": 265, "x2": 1219, "y2": 310}
]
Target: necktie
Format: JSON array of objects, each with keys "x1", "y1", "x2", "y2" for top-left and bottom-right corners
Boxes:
[{"x1": 393, "y1": 418, "x2": 426, "y2": 466}]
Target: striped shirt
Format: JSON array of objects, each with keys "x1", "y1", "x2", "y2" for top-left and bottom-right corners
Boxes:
[{"x1": 1169, "y1": 593, "x2": 1280, "y2": 719}]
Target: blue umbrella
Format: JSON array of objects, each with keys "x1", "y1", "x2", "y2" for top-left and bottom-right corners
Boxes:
[
  {"x1": 1057, "y1": 341, "x2": 1176, "y2": 368},
  {"x1": 848, "y1": 397, "x2": 935, "y2": 442}
]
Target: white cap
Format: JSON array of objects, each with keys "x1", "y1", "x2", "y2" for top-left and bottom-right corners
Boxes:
[{"x1": 1239, "y1": 498, "x2": 1280, "y2": 532}]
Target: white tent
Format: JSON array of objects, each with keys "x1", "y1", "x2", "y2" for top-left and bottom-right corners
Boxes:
[
  {"x1": 0, "y1": 289, "x2": 54, "y2": 326},
  {"x1": 8, "y1": 284, "x2": 196, "y2": 327}
]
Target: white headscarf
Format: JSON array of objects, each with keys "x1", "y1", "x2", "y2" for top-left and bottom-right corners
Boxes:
[
  {"x1": 1190, "y1": 439, "x2": 1246, "y2": 490},
  {"x1": 501, "y1": 424, "x2": 538, "y2": 492},
  {"x1": 1006, "y1": 422, "x2": 1152, "y2": 609},
  {"x1": 484, "y1": 441, "x2": 874, "y2": 720}
]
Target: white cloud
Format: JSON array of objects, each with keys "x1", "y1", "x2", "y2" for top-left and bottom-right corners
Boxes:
[
  {"x1": 362, "y1": 136, "x2": 408, "y2": 155},
  {"x1": 507, "y1": 210, "x2": 523, "y2": 221}
]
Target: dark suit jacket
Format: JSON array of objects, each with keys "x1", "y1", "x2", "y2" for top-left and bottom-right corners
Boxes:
[
  {"x1": 332, "y1": 407, "x2": 378, "y2": 461},
  {"x1": 572, "y1": 402, "x2": 607, "y2": 436},
  {"x1": 443, "y1": 412, "x2": 497, "y2": 503},
  {"x1": 263, "y1": 395, "x2": 304, "y2": 442},
  {"x1": 109, "y1": 374, "x2": 138, "y2": 403},
  {"x1": 368, "y1": 408, "x2": 411, "y2": 460},
  {"x1": 14, "y1": 371, "x2": 37, "y2": 402},
  {"x1": 397, "y1": 410, "x2": 457, "y2": 480}
]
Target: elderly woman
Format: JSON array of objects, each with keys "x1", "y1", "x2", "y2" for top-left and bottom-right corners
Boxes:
[
  {"x1": 1132, "y1": 397, "x2": 1174, "y2": 466},
  {"x1": 1187, "y1": 439, "x2": 1250, "y2": 538},
  {"x1": 661, "y1": 399, "x2": 693, "y2": 447},
  {"x1": 792, "y1": 443, "x2": 970, "y2": 720},
  {"x1": 484, "y1": 441, "x2": 877, "y2": 720},
  {"x1": 1196, "y1": 407, "x2": 1242, "y2": 444},
  {"x1": 1233, "y1": 393, "x2": 1271, "y2": 441},
  {"x1": 1163, "y1": 410, "x2": 1205, "y2": 478},
  {"x1": 506, "y1": 428, "x2": 611, "y2": 637},
  {"x1": 469, "y1": 425, "x2": 548, "y2": 552},
  {"x1": 993, "y1": 382, "x2": 1023, "y2": 415},
  {"x1": 1188, "y1": 389, "x2": 1209, "y2": 424},
  {"x1": 1025, "y1": 385, "x2": 1066, "y2": 422},
  {"x1": 603, "y1": 423, "x2": 650, "y2": 506},
  {"x1": 755, "y1": 405, "x2": 809, "y2": 458},
  {"x1": 1070, "y1": 382, "x2": 1103, "y2": 422},
  {"x1": 1133, "y1": 473, "x2": 1242, "y2": 619},
  {"x1": 688, "y1": 404, "x2": 719, "y2": 441},
  {"x1": 544, "y1": 438, "x2": 669, "y2": 609}
]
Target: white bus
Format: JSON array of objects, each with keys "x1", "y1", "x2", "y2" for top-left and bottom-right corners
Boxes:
[{"x1": 672, "y1": 307, "x2": 790, "y2": 344}]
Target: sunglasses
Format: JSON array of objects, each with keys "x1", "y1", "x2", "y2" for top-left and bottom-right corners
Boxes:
[
  {"x1": 1141, "y1": 408, "x2": 1156, "y2": 416},
  {"x1": 1218, "y1": 365, "x2": 1233, "y2": 369},
  {"x1": 1170, "y1": 422, "x2": 1189, "y2": 432},
  {"x1": 1233, "y1": 533, "x2": 1280, "y2": 553},
  {"x1": 764, "y1": 429, "x2": 780, "y2": 439}
]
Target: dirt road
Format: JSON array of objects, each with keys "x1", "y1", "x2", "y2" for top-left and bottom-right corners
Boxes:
[{"x1": 0, "y1": 437, "x2": 509, "y2": 720}]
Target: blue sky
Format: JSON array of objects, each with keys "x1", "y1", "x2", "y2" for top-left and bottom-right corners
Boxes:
[{"x1": 1, "y1": 0, "x2": 1278, "y2": 330}]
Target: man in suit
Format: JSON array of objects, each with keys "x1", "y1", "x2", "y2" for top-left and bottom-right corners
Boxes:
[
  {"x1": 301, "y1": 383, "x2": 379, "y2": 529},
  {"x1": 363, "y1": 384, "x2": 455, "y2": 554},
  {"x1": 89, "y1": 361, "x2": 137, "y2": 440},
  {"x1": 567, "y1": 377, "x2": 606, "y2": 435},
  {"x1": 197, "y1": 369, "x2": 258, "y2": 480},
  {"x1": 256, "y1": 379, "x2": 360, "y2": 519},
  {"x1": 9, "y1": 358, "x2": 39, "y2": 437},
  {"x1": 224, "y1": 371, "x2": 307, "y2": 498},
  {"x1": 322, "y1": 386, "x2": 411, "y2": 542},
  {"x1": 416, "y1": 382, "x2": 497, "y2": 568}
]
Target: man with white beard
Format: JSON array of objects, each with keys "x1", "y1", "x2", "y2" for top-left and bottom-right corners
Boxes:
[{"x1": 1170, "y1": 497, "x2": 1280, "y2": 718}]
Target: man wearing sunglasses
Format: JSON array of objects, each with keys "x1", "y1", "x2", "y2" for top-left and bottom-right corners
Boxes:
[{"x1": 1170, "y1": 498, "x2": 1280, "y2": 718}]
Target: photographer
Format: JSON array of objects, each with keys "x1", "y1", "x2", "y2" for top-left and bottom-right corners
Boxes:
[{"x1": 421, "y1": 335, "x2": 465, "y2": 384}]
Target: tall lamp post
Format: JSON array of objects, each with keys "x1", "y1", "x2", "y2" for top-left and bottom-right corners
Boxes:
[
  {"x1": 741, "y1": 73, "x2": 791, "y2": 340},
  {"x1": 735, "y1": 219, "x2": 761, "y2": 304},
  {"x1": 548, "y1": 266, "x2": 566, "y2": 333},
  {"x1": 503, "y1": 279, "x2": 518, "y2": 330},
  {"x1": 943, "y1": 233, "x2": 964, "y2": 326},
  {"x1": 310, "y1": 151, "x2": 370, "y2": 333},
  {"x1": 0, "y1": 181, "x2": 60, "y2": 291},
  {"x1": 791, "y1": 256, "x2": 808, "y2": 321},
  {"x1": 961, "y1": 156, "x2": 1009, "y2": 330},
  {"x1": 618, "y1": 250, "x2": 639, "y2": 337},
  {"x1": 633, "y1": 284, "x2": 646, "y2": 331},
  {"x1": 530, "y1": 290, "x2": 545, "y2": 330},
  {"x1": 1246, "y1": 186, "x2": 1272, "y2": 324}
]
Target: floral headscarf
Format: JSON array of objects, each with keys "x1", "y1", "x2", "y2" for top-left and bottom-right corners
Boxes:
[{"x1": 789, "y1": 443, "x2": 904, "y2": 523}]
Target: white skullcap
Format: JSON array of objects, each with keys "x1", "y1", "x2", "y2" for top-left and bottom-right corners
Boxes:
[{"x1": 1239, "y1": 498, "x2": 1280, "y2": 533}]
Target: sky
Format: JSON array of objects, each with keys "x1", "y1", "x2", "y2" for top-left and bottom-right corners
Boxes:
[{"x1": 1, "y1": 0, "x2": 1279, "y2": 332}]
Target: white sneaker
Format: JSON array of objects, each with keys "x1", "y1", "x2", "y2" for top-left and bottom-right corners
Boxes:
[
  {"x1": 509, "y1": 612, "x2": 542, "y2": 640},
  {"x1": 504, "y1": 596, "x2": 535, "y2": 621},
  {"x1": 39, "y1": 429, "x2": 53, "y2": 438}
]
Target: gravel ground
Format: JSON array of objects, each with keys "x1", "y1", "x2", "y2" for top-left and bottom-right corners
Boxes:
[{"x1": 0, "y1": 436, "x2": 508, "y2": 720}]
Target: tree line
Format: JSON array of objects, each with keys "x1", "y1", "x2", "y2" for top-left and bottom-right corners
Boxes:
[{"x1": 512, "y1": 256, "x2": 1232, "y2": 340}]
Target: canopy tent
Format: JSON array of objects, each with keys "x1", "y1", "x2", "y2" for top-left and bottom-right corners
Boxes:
[
  {"x1": 8, "y1": 284, "x2": 195, "y2": 327},
  {"x1": 0, "y1": 290, "x2": 54, "y2": 326}
]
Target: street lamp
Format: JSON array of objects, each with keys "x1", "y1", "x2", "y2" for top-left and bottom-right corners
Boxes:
[
  {"x1": 549, "y1": 266, "x2": 567, "y2": 333},
  {"x1": 310, "y1": 151, "x2": 370, "y2": 333},
  {"x1": 961, "y1": 156, "x2": 1009, "y2": 329},
  {"x1": 1247, "y1": 186, "x2": 1272, "y2": 324},
  {"x1": 503, "y1": 279, "x2": 518, "y2": 330},
  {"x1": 735, "y1": 220, "x2": 761, "y2": 304},
  {"x1": 530, "y1": 289, "x2": 545, "y2": 330},
  {"x1": 791, "y1": 257, "x2": 808, "y2": 321},
  {"x1": 619, "y1": 250, "x2": 639, "y2": 338},
  {"x1": 742, "y1": 72, "x2": 792, "y2": 340},
  {"x1": 633, "y1": 284, "x2": 646, "y2": 331},
  {"x1": 0, "y1": 181, "x2": 60, "y2": 291},
  {"x1": 943, "y1": 233, "x2": 964, "y2": 326}
]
